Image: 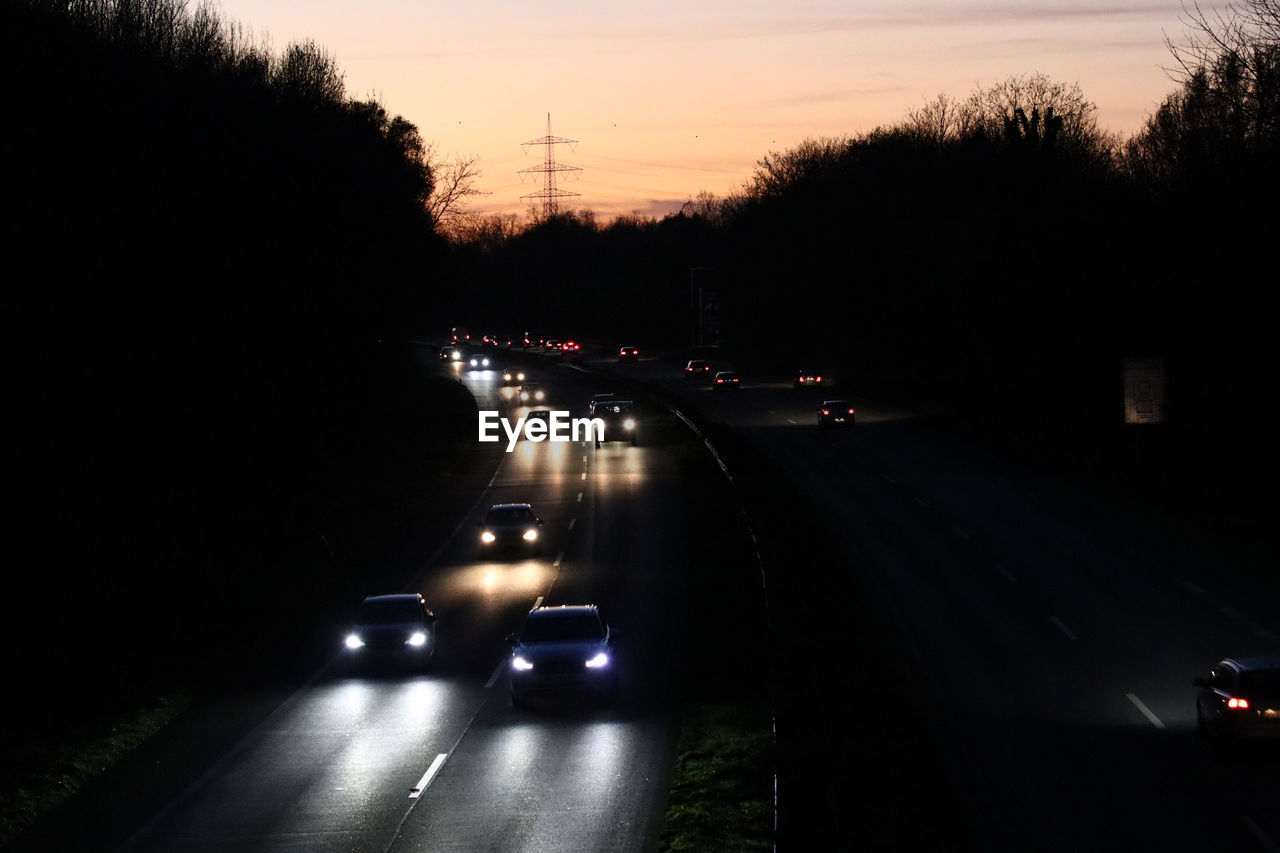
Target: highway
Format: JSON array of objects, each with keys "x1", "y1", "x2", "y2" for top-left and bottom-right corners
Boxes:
[
  {"x1": 594, "y1": 347, "x2": 1280, "y2": 852},
  {"x1": 16, "y1": 354, "x2": 728, "y2": 853},
  {"x1": 14, "y1": 341, "x2": 1279, "y2": 853}
]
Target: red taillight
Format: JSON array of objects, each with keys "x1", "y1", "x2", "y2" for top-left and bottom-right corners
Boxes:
[
  {"x1": 822, "y1": 409, "x2": 829, "y2": 415},
  {"x1": 848, "y1": 408, "x2": 855, "y2": 414},
  {"x1": 799, "y1": 377, "x2": 806, "y2": 383},
  {"x1": 716, "y1": 379, "x2": 723, "y2": 383},
  {"x1": 816, "y1": 376, "x2": 822, "y2": 382},
  {"x1": 1228, "y1": 697, "x2": 1250, "y2": 709}
]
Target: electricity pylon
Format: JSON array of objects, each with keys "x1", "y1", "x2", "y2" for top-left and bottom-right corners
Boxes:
[{"x1": 519, "y1": 113, "x2": 582, "y2": 218}]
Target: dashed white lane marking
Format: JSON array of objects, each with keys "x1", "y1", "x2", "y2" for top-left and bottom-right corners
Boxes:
[
  {"x1": 915, "y1": 498, "x2": 930, "y2": 509},
  {"x1": 408, "y1": 754, "x2": 448, "y2": 799},
  {"x1": 582, "y1": 455, "x2": 587, "y2": 462},
  {"x1": 1050, "y1": 617, "x2": 1078, "y2": 641},
  {"x1": 484, "y1": 659, "x2": 506, "y2": 688},
  {"x1": 996, "y1": 563, "x2": 1016, "y2": 582},
  {"x1": 1241, "y1": 816, "x2": 1280, "y2": 853},
  {"x1": 785, "y1": 418, "x2": 796, "y2": 425},
  {"x1": 1177, "y1": 579, "x2": 1207, "y2": 596},
  {"x1": 568, "y1": 518, "x2": 576, "y2": 530},
  {"x1": 581, "y1": 472, "x2": 587, "y2": 480},
  {"x1": 577, "y1": 492, "x2": 583, "y2": 502},
  {"x1": 533, "y1": 595, "x2": 543, "y2": 608},
  {"x1": 952, "y1": 525, "x2": 970, "y2": 540},
  {"x1": 1126, "y1": 693, "x2": 1165, "y2": 729},
  {"x1": 884, "y1": 475, "x2": 897, "y2": 484},
  {"x1": 553, "y1": 552, "x2": 563, "y2": 567}
]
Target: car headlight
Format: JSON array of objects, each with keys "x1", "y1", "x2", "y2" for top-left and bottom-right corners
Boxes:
[
  {"x1": 345, "y1": 634, "x2": 364, "y2": 649},
  {"x1": 482, "y1": 358, "x2": 490, "y2": 366},
  {"x1": 584, "y1": 652, "x2": 609, "y2": 669},
  {"x1": 481, "y1": 530, "x2": 496, "y2": 544},
  {"x1": 535, "y1": 391, "x2": 544, "y2": 400},
  {"x1": 523, "y1": 529, "x2": 538, "y2": 542},
  {"x1": 623, "y1": 418, "x2": 635, "y2": 430},
  {"x1": 512, "y1": 655, "x2": 534, "y2": 671},
  {"x1": 406, "y1": 632, "x2": 427, "y2": 647},
  {"x1": 517, "y1": 372, "x2": 525, "y2": 381}
]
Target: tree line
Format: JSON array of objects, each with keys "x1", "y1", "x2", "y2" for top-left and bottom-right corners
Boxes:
[{"x1": 449, "y1": 2, "x2": 1278, "y2": 508}]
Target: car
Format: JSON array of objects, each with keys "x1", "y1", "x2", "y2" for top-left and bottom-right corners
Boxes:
[
  {"x1": 794, "y1": 368, "x2": 823, "y2": 389},
  {"x1": 588, "y1": 393, "x2": 615, "y2": 415},
  {"x1": 593, "y1": 399, "x2": 638, "y2": 447},
  {"x1": 501, "y1": 367, "x2": 527, "y2": 386},
  {"x1": 479, "y1": 502, "x2": 543, "y2": 554},
  {"x1": 1194, "y1": 656, "x2": 1280, "y2": 746},
  {"x1": 468, "y1": 354, "x2": 491, "y2": 369},
  {"x1": 527, "y1": 409, "x2": 551, "y2": 426},
  {"x1": 712, "y1": 370, "x2": 740, "y2": 390},
  {"x1": 439, "y1": 345, "x2": 464, "y2": 362},
  {"x1": 519, "y1": 382, "x2": 548, "y2": 404},
  {"x1": 544, "y1": 339, "x2": 561, "y2": 351},
  {"x1": 817, "y1": 400, "x2": 855, "y2": 428},
  {"x1": 618, "y1": 346, "x2": 639, "y2": 362},
  {"x1": 684, "y1": 359, "x2": 712, "y2": 378},
  {"x1": 341, "y1": 593, "x2": 437, "y2": 671},
  {"x1": 507, "y1": 604, "x2": 618, "y2": 708}
]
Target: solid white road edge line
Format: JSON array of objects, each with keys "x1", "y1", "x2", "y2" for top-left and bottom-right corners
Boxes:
[
  {"x1": 408, "y1": 754, "x2": 448, "y2": 799},
  {"x1": 485, "y1": 659, "x2": 506, "y2": 689},
  {"x1": 1241, "y1": 816, "x2": 1280, "y2": 853},
  {"x1": 1126, "y1": 693, "x2": 1166, "y2": 729},
  {"x1": 1050, "y1": 617, "x2": 1078, "y2": 641}
]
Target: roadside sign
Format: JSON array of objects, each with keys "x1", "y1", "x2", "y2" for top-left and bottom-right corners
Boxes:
[{"x1": 1123, "y1": 357, "x2": 1165, "y2": 424}]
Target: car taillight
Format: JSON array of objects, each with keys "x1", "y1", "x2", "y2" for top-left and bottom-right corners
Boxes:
[
  {"x1": 848, "y1": 408, "x2": 855, "y2": 414},
  {"x1": 716, "y1": 378, "x2": 723, "y2": 383},
  {"x1": 822, "y1": 409, "x2": 829, "y2": 415},
  {"x1": 1228, "y1": 697, "x2": 1250, "y2": 709},
  {"x1": 816, "y1": 376, "x2": 822, "y2": 382}
]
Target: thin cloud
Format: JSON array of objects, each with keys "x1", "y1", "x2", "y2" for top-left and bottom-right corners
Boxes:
[{"x1": 543, "y1": 2, "x2": 1188, "y2": 43}]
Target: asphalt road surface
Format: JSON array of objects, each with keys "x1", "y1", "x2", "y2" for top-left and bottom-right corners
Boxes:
[
  {"x1": 594, "y1": 347, "x2": 1280, "y2": 853},
  {"x1": 16, "y1": 355, "x2": 715, "y2": 853}
]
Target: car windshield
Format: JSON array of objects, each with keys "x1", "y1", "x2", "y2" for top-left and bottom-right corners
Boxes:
[
  {"x1": 357, "y1": 599, "x2": 420, "y2": 624},
  {"x1": 487, "y1": 507, "x2": 534, "y2": 525},
  {"x1": 520, "y1": 612, "x2": 604, "y2": 643},
  {"x1": 1241, "y1": 669, "x2": 1280, "y2": 696}
]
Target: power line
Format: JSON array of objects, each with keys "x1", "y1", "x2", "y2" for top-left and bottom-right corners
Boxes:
[{"x1": 518, "y1": 113, "x2": 582, "y2": 218}]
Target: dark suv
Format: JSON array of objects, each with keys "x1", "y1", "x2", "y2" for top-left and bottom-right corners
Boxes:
[
  {"x1": 507, "y1": 604, "x2": 617, "y2": 708},
  {"x1": 592, "y1": 399, "x2": 638, "y2": 447}
]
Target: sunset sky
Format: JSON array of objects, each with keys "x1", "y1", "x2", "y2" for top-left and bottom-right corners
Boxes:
[{"x1": 214, "y1": 1, "x2": 1206, "y2": 221}]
